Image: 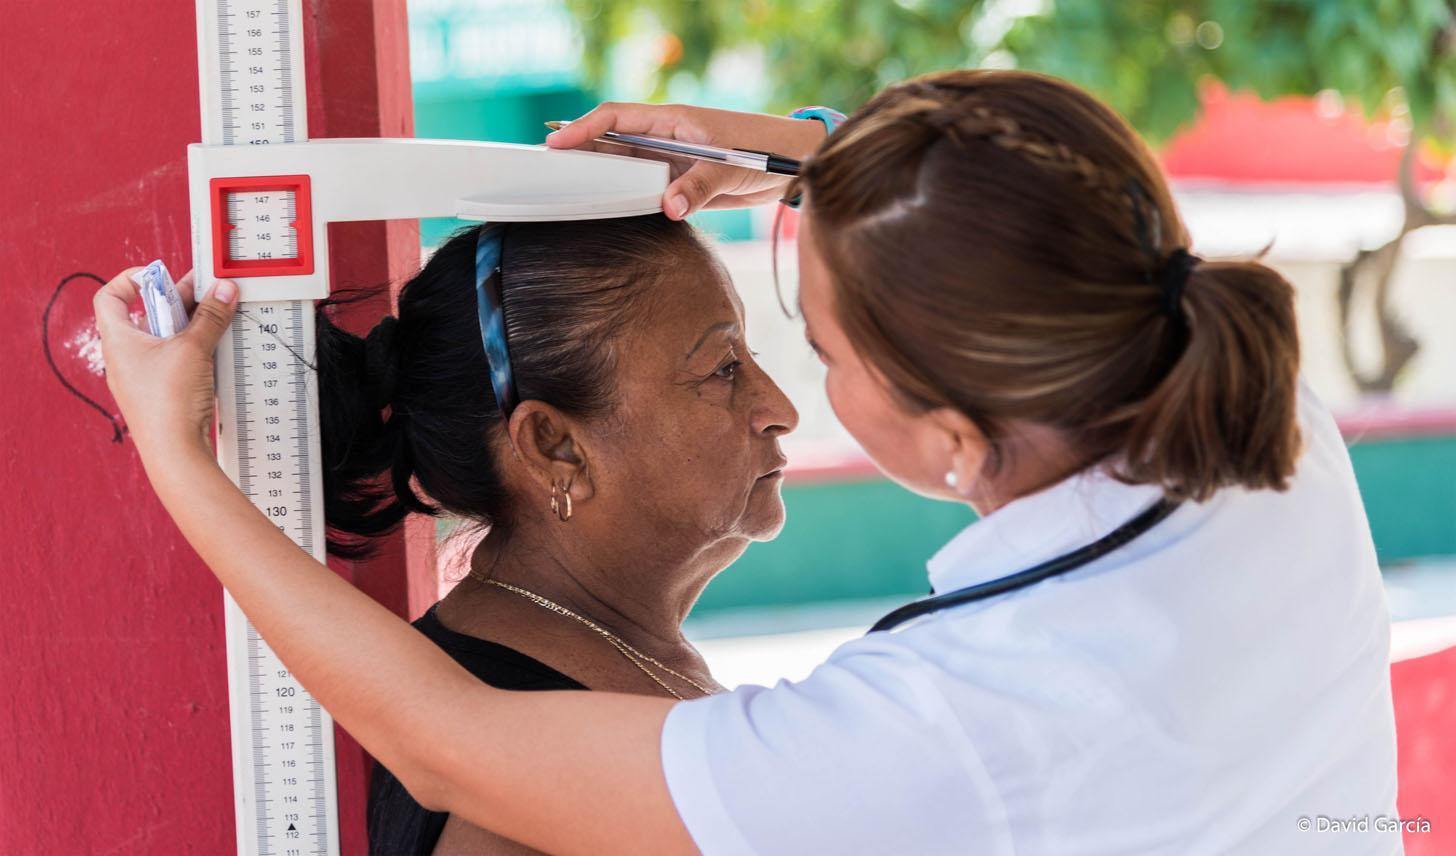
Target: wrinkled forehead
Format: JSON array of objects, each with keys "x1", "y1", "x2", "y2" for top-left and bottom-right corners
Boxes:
[{"x1": 618, "y1": 253, "x2": 744, "y2": 360}]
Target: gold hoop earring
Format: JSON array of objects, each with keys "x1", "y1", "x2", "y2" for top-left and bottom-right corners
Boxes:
[{"x1": 550, "y1": 482, "x2": 573, "y2": 522}]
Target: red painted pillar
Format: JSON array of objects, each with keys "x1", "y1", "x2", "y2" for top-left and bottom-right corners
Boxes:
[
  {"x1": 0, "y1": 1, "x2": 425, "y2": 853},
  {"x1": 1392, "y1": 646, "x2": 1456, "y2": 855}
]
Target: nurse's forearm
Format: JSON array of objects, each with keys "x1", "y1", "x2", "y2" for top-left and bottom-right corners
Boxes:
[
  {"x1": 145, "y1": 443, "x2": 693, "y2": 855},
  {"x1": 143, "y1": 445, "x2": 477, "y2": 804}
]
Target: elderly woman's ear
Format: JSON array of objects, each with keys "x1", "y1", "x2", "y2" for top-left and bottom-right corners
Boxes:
[{"x1": 506, "y1": 401, "x2": 594, "y2": 508}]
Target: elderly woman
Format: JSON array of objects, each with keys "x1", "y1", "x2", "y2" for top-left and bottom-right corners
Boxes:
[{"x1": 308, "y1": 215, "x2": 795, "y2": 853}]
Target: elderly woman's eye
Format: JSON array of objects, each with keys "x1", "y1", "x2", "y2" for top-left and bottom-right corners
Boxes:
[{"x1": 715, "y1": 359, "x2": 743, "y2": 380}]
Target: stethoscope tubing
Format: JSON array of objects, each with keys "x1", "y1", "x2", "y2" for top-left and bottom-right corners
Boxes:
[{"x1": 868, "y1": 498, "x2": 1183, "y2": 634}]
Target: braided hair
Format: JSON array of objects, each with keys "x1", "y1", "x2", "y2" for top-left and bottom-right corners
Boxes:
[{"x1": 788, "y1": 69, "x2": 1301, "y2": 503}]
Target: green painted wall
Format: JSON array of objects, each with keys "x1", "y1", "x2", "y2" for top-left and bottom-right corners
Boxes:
[
  {"x1": 1348, "y1": 436, "x2": 1456, "y2": 564},
  {"x1": 695, "y1": 479, "x2": 976, "y2": 612},
  {"x1": 692, "y1": 435, "x2": 1456, "y2": 613}
]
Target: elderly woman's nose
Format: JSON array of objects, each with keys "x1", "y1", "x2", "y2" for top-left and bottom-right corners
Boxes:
[{"x1": 751, "y1": 369, "x2": 799, "y2": 436}]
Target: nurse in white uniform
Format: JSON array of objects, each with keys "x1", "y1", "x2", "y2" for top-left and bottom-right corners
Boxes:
[{"x1": 94, "y1": 69, "x2": 1400, "y2": 854}]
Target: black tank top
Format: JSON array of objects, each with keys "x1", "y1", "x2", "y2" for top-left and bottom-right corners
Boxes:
[{"x1": 367, "y1": 603, "x2": 588, "y2": 855}]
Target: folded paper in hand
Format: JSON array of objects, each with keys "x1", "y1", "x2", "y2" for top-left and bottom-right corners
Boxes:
[{"x1": 130, "y1": 260, "x2": 190, "y2": 339}]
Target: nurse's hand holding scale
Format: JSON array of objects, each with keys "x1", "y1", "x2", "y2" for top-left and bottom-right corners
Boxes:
[
  {"x1": 95, "y1": 69, "x2": 1399, "y2": 855},
  {"x1": 93, "y1": 267, "x2": 239, "y2": 460}
]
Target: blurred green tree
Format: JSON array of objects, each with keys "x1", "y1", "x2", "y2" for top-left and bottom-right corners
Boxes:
[{"x1": 568, "y1": 0, "x2": 1456, "y2": 393}]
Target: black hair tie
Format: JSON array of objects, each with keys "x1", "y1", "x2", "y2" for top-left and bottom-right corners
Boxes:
[
  {"x1": 1157, "y1": 248, "x2": 1199, "y2": 322},
  {"x1": 364, "y1": 316, "x2": 400, "y2": 410}
]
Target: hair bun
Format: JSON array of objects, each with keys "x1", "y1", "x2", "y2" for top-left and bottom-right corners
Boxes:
[{"x1": 363, "y1": 316, "x2": 400, "y2": 409}]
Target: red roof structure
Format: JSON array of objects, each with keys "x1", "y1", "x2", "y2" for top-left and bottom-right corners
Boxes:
[{"x1": 1161, "y1": 82, "x2": 1447, "y2": 186}]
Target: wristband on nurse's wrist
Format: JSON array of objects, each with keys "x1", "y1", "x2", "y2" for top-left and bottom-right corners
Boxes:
[
  {"x1": 783, "y1": 106, "x2": 846, "y2": 208},
  {"x1": 788, "y1": 106, "x2": 847, "y2": 136}
]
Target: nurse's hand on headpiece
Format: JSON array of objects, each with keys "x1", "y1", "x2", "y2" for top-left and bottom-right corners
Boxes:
[
  {"x1": 545, "y1": 102, "x2": 827, "y2": 220},
  {"x1": 93, "y1": 267, "x2": 238, "y2": 464}
]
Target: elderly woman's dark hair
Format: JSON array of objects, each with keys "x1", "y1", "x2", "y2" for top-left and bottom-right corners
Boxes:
[{"x1": 316, "y1": 215, "x2": 710, "y2": 558}]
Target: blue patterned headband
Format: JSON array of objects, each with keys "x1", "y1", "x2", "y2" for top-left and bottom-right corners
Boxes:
[{"x1": 474, "y1": 225, "x2": 519, "y2": 417}]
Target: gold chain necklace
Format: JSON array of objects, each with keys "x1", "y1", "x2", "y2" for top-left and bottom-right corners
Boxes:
[{"x1": 468, "y1": 572, "x2": 713, "y2": 700}]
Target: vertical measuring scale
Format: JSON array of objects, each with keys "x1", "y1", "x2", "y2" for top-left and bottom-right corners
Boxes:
[
  {"x1": 187, "y1": 3, "x2": 669, "y2": 849},
  {"x1": 195, "y1": 1, "x2": 339, "y2": 853}
]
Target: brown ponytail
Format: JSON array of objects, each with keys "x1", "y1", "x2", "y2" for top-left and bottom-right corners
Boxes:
[
  {"x1": 794, "y1": 69, "x2": 1301, "y2": 502},
  {"x1": 1120, "y1": 260, "x2": 1300, "y2": 500}
]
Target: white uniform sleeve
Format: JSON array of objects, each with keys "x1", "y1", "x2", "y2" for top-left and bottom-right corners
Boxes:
[{"x1": 660, "y1": 641, "x2": 1015, "y2": 855}]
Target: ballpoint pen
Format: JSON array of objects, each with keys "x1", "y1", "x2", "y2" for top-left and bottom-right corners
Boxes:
[{"x1": 545, "y1": 120, "x2": 802, "y2": 176}]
